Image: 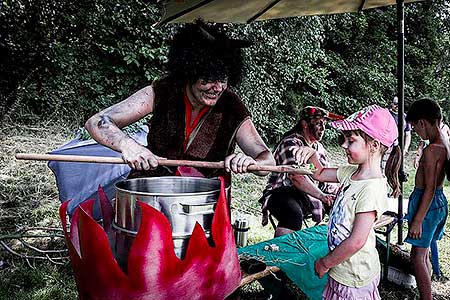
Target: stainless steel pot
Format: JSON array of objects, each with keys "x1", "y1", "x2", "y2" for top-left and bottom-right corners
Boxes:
[{"x1": 113, "y1": 177, "x2": 229, "y2": 260}]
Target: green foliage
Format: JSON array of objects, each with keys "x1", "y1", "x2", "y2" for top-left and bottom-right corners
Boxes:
[
  {"x1": 2, "y1": 0, "x2": 450, "y2": 144},
  {"x1": 1, "y1": 0, "x2": 167, "y2": 125},
  {"x1": 229, "y1": 17, "x2": 327, "y2": 143},
  {"x1": 321, "y1": 10, "x2": 398, "y2": 112},
  {"x1": 318, "y1": 1, "x2": 450, "y2": 118}
]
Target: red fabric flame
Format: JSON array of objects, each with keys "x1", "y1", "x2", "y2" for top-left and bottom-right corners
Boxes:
[{"x1": 59, "y1": 178, "x2": 241, "y2": 300}]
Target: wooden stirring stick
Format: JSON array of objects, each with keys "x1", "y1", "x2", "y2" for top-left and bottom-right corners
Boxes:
[{"x1": 15, "y1": 153, "x2": 313, "y2": 175}]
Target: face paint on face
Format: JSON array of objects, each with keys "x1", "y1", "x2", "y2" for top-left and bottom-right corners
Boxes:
[
  {"x1": 340, "y1": 132, "x2": 370, "y2": 165},
  {"x1": 308, "y1": 118, "x2": 327, "y2": 141},
  {"x1": 189, "y1": 78, "x2": 228, "y2": 107}
]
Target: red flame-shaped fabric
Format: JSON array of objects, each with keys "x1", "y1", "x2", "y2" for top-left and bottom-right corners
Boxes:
[{"x1": 59, "y1": 177, "x2": 241, "y2": 300}]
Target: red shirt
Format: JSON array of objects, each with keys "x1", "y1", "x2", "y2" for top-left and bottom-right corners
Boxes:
[
  {"x1": 182, "y1": 93, "x2": 210, "y2": 152},
  {"x1": 176, "y1": 93, "x2": 211, "y2": 176}
]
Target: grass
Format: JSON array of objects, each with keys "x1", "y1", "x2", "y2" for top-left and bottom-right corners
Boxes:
[
  {"x1": 1, "y1": 123, "x2": 450, "y2": 300},
  {"x1": 0, "y1": 123, "x2": 77, "y2": 300}
]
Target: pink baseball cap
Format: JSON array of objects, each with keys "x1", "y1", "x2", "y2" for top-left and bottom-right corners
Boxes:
[{"x1": 329, "y1": 105, "x2": 398, "y2": 147}]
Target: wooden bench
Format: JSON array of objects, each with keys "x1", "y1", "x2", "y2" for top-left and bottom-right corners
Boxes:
[{"x1": 239, "y1": 213, "x2": 397, "y2": 287}]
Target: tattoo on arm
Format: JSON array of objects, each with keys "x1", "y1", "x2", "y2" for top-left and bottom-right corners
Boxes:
[{"x1": 97, "y1": 115, "x2": 116, "y2": 129}]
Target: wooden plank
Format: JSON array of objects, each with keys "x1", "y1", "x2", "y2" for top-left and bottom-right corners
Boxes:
[{"x1": 239, "y1": 265, "x2": 280, "y2": 287}]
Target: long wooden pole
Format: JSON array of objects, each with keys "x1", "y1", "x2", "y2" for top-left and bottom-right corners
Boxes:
[
  {"x1": 15, "y1": 153, "x2": 313, "y2": 175},
  {"x1": 396, "y1": 0, "x2": 405, "y2": 246}
]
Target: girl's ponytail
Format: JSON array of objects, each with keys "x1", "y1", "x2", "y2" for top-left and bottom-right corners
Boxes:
[{"x1": 384, "y1": 145, "x2": 401, "y2": 197}]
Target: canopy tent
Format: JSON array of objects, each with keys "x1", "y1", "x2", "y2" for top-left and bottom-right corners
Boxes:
[
  {"x1": 159, "y1": 0, "x2": 421, "y2": 23},
  {"x1": 158, "y1": 0, "x2": 424, "y2": 244}
]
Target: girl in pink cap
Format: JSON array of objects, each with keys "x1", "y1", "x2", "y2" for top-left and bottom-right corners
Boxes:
[{"x1": 293, "y1": 104, "x2": 401, "y2": 300}]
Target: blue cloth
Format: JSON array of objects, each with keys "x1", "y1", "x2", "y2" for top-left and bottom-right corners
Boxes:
[
  {"x1": 238, "y1": 225, "x2": 329, "y2": 300},
  {"x1": 47, "y1": 126, "x2": 149, "y2": 217},
  {"x1": 405, "y1": 187, "x2": 448, "y2": 248}
]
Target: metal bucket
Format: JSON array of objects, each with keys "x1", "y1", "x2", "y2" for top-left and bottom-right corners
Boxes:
[{"x1": 113, "y1": 177, "x2": 229, "y2": 262}]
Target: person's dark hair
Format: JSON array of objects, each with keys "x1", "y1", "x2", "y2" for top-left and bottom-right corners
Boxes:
[
  {"x1": 405, "y1": 98, "x2": 442, "y2": 125},
  {"x1": 166, "y1": 20, "x2": 249, "y2": 87},
  {"x1": 339, "y1": 130, "x2": 401, "y2": 197}
]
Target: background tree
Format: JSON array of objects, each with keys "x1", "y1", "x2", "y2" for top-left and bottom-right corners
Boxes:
[{"x1": 1, "y1": 0, "x2": 449, "y2": 144}]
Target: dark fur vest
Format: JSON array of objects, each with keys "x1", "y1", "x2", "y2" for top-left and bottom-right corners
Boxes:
[{"x1": 129, "y1": 78, "x2": 250, "y2": 178}]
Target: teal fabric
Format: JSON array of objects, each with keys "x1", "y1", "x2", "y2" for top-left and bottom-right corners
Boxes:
[{"x1": 238, "y1": 225, "x2": 329, "y2": 300}]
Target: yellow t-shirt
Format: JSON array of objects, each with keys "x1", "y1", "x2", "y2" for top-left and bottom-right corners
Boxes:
[{"x1": 328, "y1": 165, "x2": 388, "y2": 287}]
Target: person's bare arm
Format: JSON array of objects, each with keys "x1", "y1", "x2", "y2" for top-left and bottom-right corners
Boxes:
[
  {"x1": 314, "y1": 211, "x2": 376, "y2": 278},
  {"x1": 290, "y1": 146, "x2": 339, "y2": 183},
  {"x1": 225, "y1": 118, "x2": 275, "y2": 175},
  {"x1": 444, "y1": 124, "x2": 450, "y2": 138},
  {"x1": 85, "y1": 85, "x2": 159, "y2": 170},
  {"x1": 440, "y1": 123, "x2": 450, "y2": 139},
  {"x1": 289, "y1": 174, "x2": 333, "y2": 205},
  {"x1": 313, "y1": 166, "x2": 339, "y2": 184},
  {"x1": 408, "y1": 145, "x2": 443, "y2": 239},
  {"x1": 404, "y1": 131, "x2": 411, "y2": 154}
]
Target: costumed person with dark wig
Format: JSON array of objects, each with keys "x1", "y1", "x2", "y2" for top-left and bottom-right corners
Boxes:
[
  {"x1": 260, "y1": 106, "x2": 342, "y2": 237},
  {"x1": 85, "y1": 20, "x2": 275, "y2": 178}
]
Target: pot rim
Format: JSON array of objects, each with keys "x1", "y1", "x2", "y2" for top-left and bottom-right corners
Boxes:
[{"x1": 114, "y1": 176, "x2": 228, "y2": 197}]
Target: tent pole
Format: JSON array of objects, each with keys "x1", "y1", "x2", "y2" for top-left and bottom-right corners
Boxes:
[{"x1": 396, "y1": 0, "x2": 405, "y2": 245}]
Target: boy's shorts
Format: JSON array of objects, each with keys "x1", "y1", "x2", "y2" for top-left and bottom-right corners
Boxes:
[{"x1": 405, "y1": 187, "x2": 448, "y2": 248}]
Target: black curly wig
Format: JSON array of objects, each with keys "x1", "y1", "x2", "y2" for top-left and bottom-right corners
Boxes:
[{"x1": 166, "y1": 20, "x2": 250, "y2": 87}]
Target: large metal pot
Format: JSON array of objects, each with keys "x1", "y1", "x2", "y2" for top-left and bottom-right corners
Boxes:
[{"x1": 113, "y1": 177, "x2": 229, "y2": 260}]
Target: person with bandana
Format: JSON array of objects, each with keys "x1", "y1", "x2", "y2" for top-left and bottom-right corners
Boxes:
[{"x1": 260, "y1": 106, "x2": 341, "y2": 237}]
